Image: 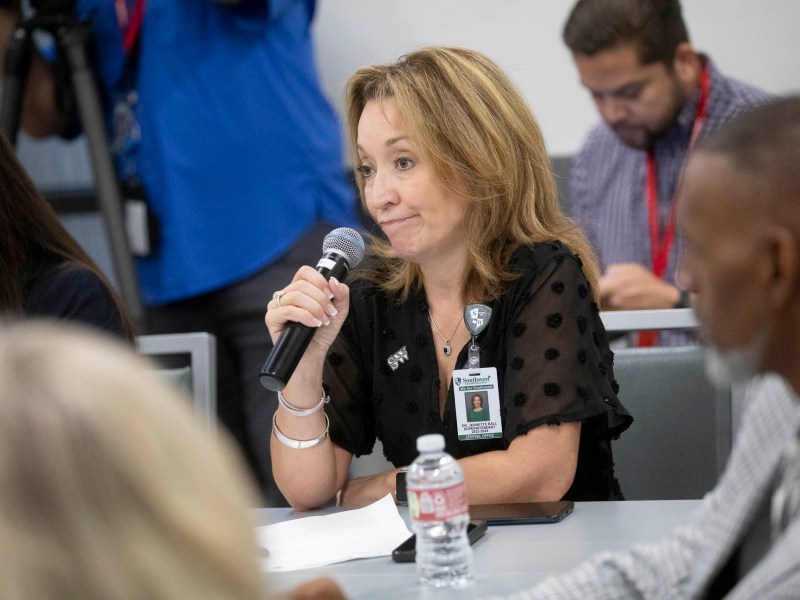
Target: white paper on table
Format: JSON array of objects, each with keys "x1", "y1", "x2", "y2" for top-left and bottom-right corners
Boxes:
[{"x1": 257, "y1": 493, "x2": 412, "y2": 572}]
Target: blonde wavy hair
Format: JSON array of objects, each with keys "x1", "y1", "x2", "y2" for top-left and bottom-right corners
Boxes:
[
  {"x1": 345, "y1": 46, "x2": 600, "y2": 303},
  {"x1": 0, "y1": 321, "x2": 267, "y2": 600}
]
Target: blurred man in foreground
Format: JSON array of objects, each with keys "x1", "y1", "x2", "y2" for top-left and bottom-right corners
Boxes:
[{"x1": 483, "y1": 97, "x2": 800, "y2": 599}]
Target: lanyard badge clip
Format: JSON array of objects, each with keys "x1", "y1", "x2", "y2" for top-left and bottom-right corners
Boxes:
[{"x1": 464, "y1": 304, "x2": 491, "y2": 368}]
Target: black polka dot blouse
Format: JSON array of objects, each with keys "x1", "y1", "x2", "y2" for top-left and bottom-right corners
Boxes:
[{"x1": 323, "y1": 241, "x2": 633, "y2": 501}]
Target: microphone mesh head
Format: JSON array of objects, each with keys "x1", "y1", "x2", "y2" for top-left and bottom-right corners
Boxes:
[{"x1": 322, "y1": 227, "x2": 365, "y2": 268}]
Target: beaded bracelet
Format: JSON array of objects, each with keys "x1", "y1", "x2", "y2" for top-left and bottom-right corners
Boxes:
[
  {"x1": 272, "y1": 411, "x2": 330, "y2": 449},
  {"x1": 277, "y1": 388, "x2": 330, "y2": 417}
]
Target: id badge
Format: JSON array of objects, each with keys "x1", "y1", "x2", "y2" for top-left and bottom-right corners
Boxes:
[{"x1": 453, "y1": 367, "x2": 502, "y2": 441}]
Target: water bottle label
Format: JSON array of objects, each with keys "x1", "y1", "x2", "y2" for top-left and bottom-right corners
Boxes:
[{"x1": 407, "y1": 482, "x2": 468, "y2": 522}]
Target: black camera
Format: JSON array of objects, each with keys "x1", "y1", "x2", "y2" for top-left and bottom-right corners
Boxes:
[
  {"x1": 0, "y1": 0, "x2": 76, "y2": 15},
  {"x1": 30, "y1": 0, "x2": 76, "y2": 15}
]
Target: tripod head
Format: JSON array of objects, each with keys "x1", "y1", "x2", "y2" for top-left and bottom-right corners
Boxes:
[
  {"x1": 0, "y1": 0, "x2": 146, "y2": 327},
  {"x1": 1, "y1": 0, "x2": 87, "y2": 138},
  {"x1": 30, "y1": 0, "x2": 75, "y2": 16},
  {"x1": 0, "y1": 0, "x2": 76, "y2": 17}
]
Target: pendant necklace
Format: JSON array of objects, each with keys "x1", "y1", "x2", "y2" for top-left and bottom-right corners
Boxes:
[{"x1": 428, "y1": 310, "x2": 463, "y2": 356}]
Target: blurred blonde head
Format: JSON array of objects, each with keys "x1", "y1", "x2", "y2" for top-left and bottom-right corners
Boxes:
[
  {"x1": 345, "y1": 46, "x2": 600, "y2": 302},
  {"x1": 0, "y1": 321, "x2": 267, "y2": 600}
]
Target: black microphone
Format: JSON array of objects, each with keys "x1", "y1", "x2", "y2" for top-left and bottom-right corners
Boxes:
[{"x1": 259, "y1": 227, "x2": 365, "y2": 391}]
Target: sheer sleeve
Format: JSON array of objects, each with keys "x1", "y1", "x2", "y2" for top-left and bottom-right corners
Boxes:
[{"x1": 500, "y1": 249, "x2": 628, "y2": 446}]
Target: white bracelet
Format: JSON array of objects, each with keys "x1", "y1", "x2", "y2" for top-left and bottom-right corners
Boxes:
[
  {"x1": 272, "y1": 411, "x2": 329, "y2": 449},
  {"x1": 277, "y1": 388, "x2": 330, "y2": 417}
]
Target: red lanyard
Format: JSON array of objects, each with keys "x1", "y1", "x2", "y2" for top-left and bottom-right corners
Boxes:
[
  {"x1": 115, "y1": 0, "x2": 147, "y2": 55},
  {"x1": 645, "y1": 63, "x2": 710, "y2": 279},
  {"x1": 638, "y1": 64, "x2": 709, "y2": 347}
]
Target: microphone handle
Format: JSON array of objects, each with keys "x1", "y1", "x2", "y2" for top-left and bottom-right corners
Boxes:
[{"x1": 259, "y1": 254, "x2": 350, "y2": 392}]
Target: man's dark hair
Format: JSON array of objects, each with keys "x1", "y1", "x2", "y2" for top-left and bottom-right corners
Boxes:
[{"x1": 563, "y1": 0, "x2": 690, "y2": 66}]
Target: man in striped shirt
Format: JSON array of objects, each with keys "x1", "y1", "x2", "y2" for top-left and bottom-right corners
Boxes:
[{"x1": 562, "y1": 0, "x2": 771, "y2": 345}]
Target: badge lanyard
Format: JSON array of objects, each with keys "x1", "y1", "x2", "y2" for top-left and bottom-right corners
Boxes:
[
  {"x1": 110, "y1": 0, "x2": 147, "y2": 182},
  {"x1": 112, "y1": 0, "x2": 158, "y2": 257},
  {"x1": 638, "y1": 63, "x2": 710, "y2": 347},
  {"x1": 115, "y1": 0, "x2": 147, "y2": 54}
]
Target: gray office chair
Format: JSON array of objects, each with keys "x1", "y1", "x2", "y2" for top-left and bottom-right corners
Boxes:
[
  {"x1": 136, "y1": 332, "x2": 217, "y2": 431},
  {"x1": 349, "y1": 439, "x2": 394, "y2": 479},
  {"x1": 602, "y1": 309, "x2": 732, "y2": 500}
]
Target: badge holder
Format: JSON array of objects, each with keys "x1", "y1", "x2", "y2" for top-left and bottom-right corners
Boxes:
[
  {"x1": 453, "y1": 304, "x2": 503, "y2": 441},
  {"x1": 464, "y1": 303, "x2": 491, "y2": 369}
]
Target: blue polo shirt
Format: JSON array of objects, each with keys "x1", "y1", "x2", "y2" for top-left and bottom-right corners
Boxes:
[{"x1": 76, "y1": 0, "x2": 357, "y2": 304}]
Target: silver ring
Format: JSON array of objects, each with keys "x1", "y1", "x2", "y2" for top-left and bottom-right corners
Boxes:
[{"x1": 273, "y1": 290, "x2": 286, "y2": 308}]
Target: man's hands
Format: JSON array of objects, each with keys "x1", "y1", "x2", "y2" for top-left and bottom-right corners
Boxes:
[{"x1": 600, "y1": 263, "x2": 680, "y2": 310}]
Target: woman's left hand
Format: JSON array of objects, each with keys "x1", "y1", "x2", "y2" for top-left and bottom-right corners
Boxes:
[
  {"x1": 282, "y1": 577, "x2": 349, "y2": 600},
  {"x1": 336, "y1": 469, "x2": 398, "y2": 508}
]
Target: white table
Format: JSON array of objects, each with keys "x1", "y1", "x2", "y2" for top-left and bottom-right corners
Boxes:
[{"x1": 256, "y1": 499, "x2": 701, "y2": 599}]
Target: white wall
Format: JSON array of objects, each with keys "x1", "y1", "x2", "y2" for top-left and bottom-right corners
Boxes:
[
  {"x1": 313, "y1": 0, "x2": 800, "y2": 156},
  {"x1": 17, "y1": 0, "x2": 800, "y2": 188}
]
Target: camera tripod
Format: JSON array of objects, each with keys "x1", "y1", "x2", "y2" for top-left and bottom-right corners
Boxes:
[{"x1": 0, "y1": 11, "x2": 144, "y2": 327}]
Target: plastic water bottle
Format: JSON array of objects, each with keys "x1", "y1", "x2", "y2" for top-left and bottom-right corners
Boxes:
[{"x1": 406, "y1": 433, "x2": 473, "y2": 587}]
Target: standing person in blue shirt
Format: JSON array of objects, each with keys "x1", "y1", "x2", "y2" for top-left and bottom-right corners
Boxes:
[
  {"x1": 562, "y1": 0, "x2": 772, "y2": 346},
  {"x1": 0, "y1": 0, "x2": 358, "y2": 505}
]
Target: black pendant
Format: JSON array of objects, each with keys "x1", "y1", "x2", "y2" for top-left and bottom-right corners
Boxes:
[{"x1": 443, "y1": 344, "x2": 451, "y2": 356}]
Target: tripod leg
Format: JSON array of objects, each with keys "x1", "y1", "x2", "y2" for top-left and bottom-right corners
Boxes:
[
  {"x1": 57, "y1": 22, "x2": 145, "y2": 330},
  {"x1": 0, "y1": 24, "x2": 33, "y2": 145}
]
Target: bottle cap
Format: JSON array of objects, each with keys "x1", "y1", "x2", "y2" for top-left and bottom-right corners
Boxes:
[{"x1": 416, "y1": 433, "x2": 445, "y2": 453}]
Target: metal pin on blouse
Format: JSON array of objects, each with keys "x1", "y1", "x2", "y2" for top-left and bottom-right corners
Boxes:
[
  {"x1": 387, "y1": 346, "x2": 409, "y2": 372},
  {"x1": 464, "y1": 304, "x2": 492, "y2": 369}
]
